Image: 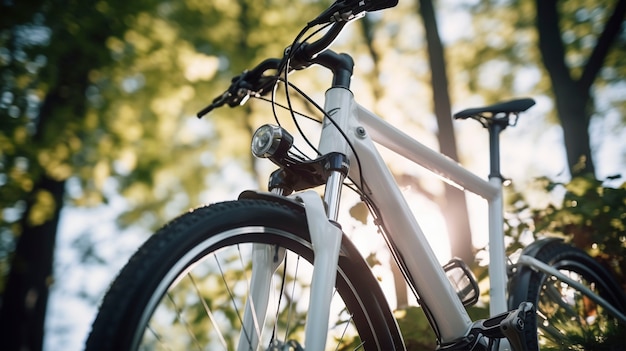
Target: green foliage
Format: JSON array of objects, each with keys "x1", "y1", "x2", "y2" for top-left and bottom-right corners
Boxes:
[
  {"x1": 557, "y1": 0, "x2": 626, "y2": 84},
  {"x1": 395, "y1": 306, "x2": 438, "y2": 349},
  {"x1": 74, "y1": 0, "x2": 333, "y2": 230},
  {"x1": 452, "y1": 0, "x2": 542, "y2": 105},
  {"x1": 505, "y1": 174, "x2": 626, "y2": 289},
  {"x1": 0, "y1": 0, "x2": 332, "y2": 288},
  {"x1": 457, "y1": 0, "x2": 625, "y2": 126},
  {"x1": 0, "y1": 0, "x2": 165, "y2": 292},
  {"x1": 394, "y1": 304, "x2": 491, "y2": 349},
  {"x1": 537, "y1": 175, "x2": 626, "y2": 288}
]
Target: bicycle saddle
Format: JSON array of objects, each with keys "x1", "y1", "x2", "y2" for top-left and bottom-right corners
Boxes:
[{"x1": 453, "y1": 98, "x2": 535, "y2": 120}]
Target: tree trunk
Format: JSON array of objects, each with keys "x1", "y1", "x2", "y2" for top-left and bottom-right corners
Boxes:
[
  {"x1": 535, "y1": 0, "x2": 626, "y2": 176},
  {"x1": 0, "y1": 45, "x2": 89, "y2": 350},
  {"x1": 418, "y1": 0, "x2": 473, "y2": 265},
  {"x1": 0, "y1": 176, "x2": 64, "y2": 351}
]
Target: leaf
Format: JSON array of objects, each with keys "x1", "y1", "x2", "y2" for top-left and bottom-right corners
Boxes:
[{"x1": 349, "y1": 201, "x2": 369, "y2": 225}]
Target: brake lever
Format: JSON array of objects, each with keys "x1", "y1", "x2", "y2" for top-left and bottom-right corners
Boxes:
[
  {"x1": 196, "y1": 72, "x2": 255, "y2": 118},
  {"x1": 197, "y1": 56, "x2": 283, "y2": 119}
]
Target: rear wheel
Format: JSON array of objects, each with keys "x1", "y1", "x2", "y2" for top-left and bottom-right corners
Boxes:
[
  {"x1": 509, "y1": 239, "x2": 626, "y2": 350},
  {"x1": 86, "y1": 199, "x2": 404, "y2": 350}
]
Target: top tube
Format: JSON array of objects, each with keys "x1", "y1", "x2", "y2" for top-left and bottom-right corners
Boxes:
[{"x1": 356, "y1": 104, "x2": 500, "y2": 200}]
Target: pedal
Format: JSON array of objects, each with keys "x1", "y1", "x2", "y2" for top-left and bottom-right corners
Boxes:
[{"x1": 471, "y1": 302, "x2": 535, "y2": 351}]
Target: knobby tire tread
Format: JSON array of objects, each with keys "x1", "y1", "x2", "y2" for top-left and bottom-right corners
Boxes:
[{"x1": 86, "y1": 199, "x2": 403, "y2": 350}]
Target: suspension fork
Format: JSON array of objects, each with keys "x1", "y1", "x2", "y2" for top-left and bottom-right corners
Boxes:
[
  {"x1": 298, "y1": 189, "x2": 345, "y2": 351},
  {"x1": 238, "y1": 164, "x2": 347, "y2": 351}
]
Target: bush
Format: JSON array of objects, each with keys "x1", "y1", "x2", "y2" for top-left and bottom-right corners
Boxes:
[{"x1": 505, "y1": 174, "x2": 626, "y2": 291}]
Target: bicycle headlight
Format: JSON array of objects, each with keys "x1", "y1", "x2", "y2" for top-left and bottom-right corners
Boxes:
[{"x1": 251, "y1": 124, "x2": 294, "y2": 159}]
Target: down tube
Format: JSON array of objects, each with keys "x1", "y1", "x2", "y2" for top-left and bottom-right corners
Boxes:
[
  {"x1": 357, "y1": 105, "x2": 509, "y2": 317},
  {"x1": 350, "y1": 118, "x2": 473, "y2": 343}
]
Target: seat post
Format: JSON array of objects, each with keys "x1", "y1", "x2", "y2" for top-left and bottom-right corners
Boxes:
[{"x1": 487, "y1": 118, "x2": 509, "y2": 181}]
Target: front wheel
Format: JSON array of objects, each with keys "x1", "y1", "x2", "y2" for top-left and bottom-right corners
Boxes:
[
  {"x1": 509, "y1": 239, "x2": 626, "y2": 350},
  {"x1": 86, "y1": 198, "x2": 404, "y2": 350}
]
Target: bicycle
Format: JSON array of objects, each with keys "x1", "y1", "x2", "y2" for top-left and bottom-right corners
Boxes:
[{"x1": 86, "y1": 1, "x2": 626, "y2": 350}]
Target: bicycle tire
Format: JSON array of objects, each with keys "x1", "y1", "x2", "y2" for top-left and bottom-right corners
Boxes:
[
  {"x1": 509, "y1": 238, "x2": 626, "y2": 350},
  {"x1": 85, "y1": 198, "x2": 404, "y2": 350}
]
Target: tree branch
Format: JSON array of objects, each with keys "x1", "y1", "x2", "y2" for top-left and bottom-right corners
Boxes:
[
  {"x1": 579, "y1": 0, "x2": 626, "y2": 91},
  {"x1": 535, "y1": 0, "x2": 574, "y2": 89}
]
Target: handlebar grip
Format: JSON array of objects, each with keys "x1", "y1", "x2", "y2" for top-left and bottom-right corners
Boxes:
[
  {"x1": 196, "y1": 93, "x2": 227, "y2": 118},
  {"x1": 196, "y1": 104, "x2": 215, "y2": 118}
]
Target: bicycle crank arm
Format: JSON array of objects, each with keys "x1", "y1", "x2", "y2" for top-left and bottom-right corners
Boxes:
[
  {"x1": 474, "y1": 302, "x2": 534, "y2": 351},
  {"x1": 499, "y1": 302, "x2": 534, "y2": 350},
  {"x1": 439, "y1": 302, "x2": 534, "y2": 351}
]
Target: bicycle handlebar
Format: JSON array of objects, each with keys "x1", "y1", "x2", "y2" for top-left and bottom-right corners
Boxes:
[
  {"x1": 196, "y1": 22, "x2": 348, "y2": 118},
  {"x1": 309, "y1": 0, "x2": 398, "y2": 25},
  {"x1": 197, "y1": 0, "x2": 397, "y2": 118},
  {"x1": 196, "y1": 58, "x2": 282, "y2": 118}
]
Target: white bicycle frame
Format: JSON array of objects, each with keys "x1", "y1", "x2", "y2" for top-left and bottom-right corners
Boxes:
[
  {"x1": 240, "y1": 85, "x2": 626, "y2": 350},
  {"x1": 240, "y1": 86, "x2": 504, "y2": 350},
  {"x1": 318, "y1": 86, "x2": 503, "y2": 343}
]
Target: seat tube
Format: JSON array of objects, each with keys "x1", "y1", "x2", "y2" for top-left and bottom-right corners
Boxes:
[{"x1": 488, "y1": 176, "x2": 508, "y2": 315}]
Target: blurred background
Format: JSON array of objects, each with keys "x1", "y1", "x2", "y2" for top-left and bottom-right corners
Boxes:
[{"x1": 1, "y1": 0, "x2": 624, "y2": 349}]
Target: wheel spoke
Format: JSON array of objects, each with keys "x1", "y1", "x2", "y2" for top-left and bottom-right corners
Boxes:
[
  {"x1": 145, "y1": 324, "x2": 172, "y2": 351},
  {"x1": 283, "y1": 254, "x2": 300, "y2": 342},
  {"x1": 543, "y1": 278, "x2": 585, "y2": 327},
  {"x1": 214, "y1": 248, "x2": 254, "y2": 348},
  {"x1": 536, "y1": 310, "x2": 566, "y2": 342},
  {"x1": 188, "y1": 272, "x2": 228, "y2": 349},
  {"x1": 165, "y1": 292, "x2": 204, "y2": 350}
]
